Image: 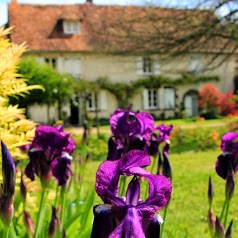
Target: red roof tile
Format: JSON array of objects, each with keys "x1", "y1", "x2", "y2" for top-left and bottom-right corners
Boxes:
[{"x1": 8, "y1": 2, "x2": 236, "y2": 54}]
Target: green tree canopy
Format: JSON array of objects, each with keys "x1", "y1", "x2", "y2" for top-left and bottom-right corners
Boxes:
[{"x1": 9, "y1": 57, "x2": 74, "y2": 110}]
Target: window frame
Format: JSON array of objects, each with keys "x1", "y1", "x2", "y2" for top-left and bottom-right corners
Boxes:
[
  {"x1": 144, "y1": 88, "x2": 159, "y2": 110},
  {"x1": 86, "y1": 92, "x2": 97, "y2": 111},
  {"x1": 45, "y1": 58, "x2": 57, "y2": 68},
  {"x1": 63, "y1": 20, "x2": 80, "y2": 34},
  {"x1": 142, "y1": 56, "x2": 153, "y2": 75}
]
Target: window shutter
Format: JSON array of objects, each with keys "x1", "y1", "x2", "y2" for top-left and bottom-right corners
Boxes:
[
  {"x1": 164, "y1": 88, "x2": 175, "y2": 109},
  {"x1": 65, "y1": 58, "x2": 81, "y2": 78},
  {"x1": 57, "y1": 57, "x2": 64, "y2": 73},
  {"x1": 154, "y1": 60, "x2": 161, "y2": 75},
  {"x1": 37, "y1": 57, "x2": 45, "y2": 65},
  {"x1": 136, "y1": 57, "x2": 143, "y2": 75},
  {"x1": 99, "y1": 90, "x2": 108, "y2": 110},
  {"x1": 143, "y1": 88, "x2": 149, "y2": 110},
  {"x1": 158, "y1": 88, "x2": 164, "y2": 109}
]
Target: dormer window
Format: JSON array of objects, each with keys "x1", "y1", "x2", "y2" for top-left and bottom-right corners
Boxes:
[{"x1": 63, "y1": 20, "x2": 80, "y2": 34}]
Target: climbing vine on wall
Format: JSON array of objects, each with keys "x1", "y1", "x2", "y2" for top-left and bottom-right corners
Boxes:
[{"x1": 95, "y1": 74, "x2": 219, "y2": 109}]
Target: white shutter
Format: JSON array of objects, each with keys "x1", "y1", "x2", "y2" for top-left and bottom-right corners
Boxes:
[
  {"x1": 154, "y1": 60, "x2": 161, "y2": 75},
  {"x1": 158, "y1": 87, "x2": 164, "y2": 109},
  {"x1": 99, "y1": 90, "x2": 108, "y2": 110},
  {"x1": 136, "y1": 57, "x2": 143, "y2": 75},
  {"x1": 37, "y1": 57, "x2": 45, "y2": 65},
  {"x1": 143, "y1": 88, "x2": 149, "y2": 110},
  {"x1": 164, "y1": 88, "x2": 175, "y2": 109},
  {"x1": 57, "y1": 57, "x2": 64, "y2": 73},
  {"x1": 66, "y1": 58, "x2": 81, "y2": 78}
]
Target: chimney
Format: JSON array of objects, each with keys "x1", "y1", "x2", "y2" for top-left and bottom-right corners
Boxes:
[
  {"x1": 86, "y1": 0, "x2": 93, "y2": 3},
  {"x1": 11, "y1": 0, "x2": 18, "y2": 3}
]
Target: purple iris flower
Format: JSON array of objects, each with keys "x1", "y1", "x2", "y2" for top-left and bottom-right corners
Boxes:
[
  {"x1": 92, "y1": 150, "x2": 172, "y2": 237},
  {"x1": 108, "y1": 106, "x2": 154, "y2": 160},
  {"x1": 156, "y1": 124, "x2": 173, "y2": 143},
  {"x1": 146, "y1": 124, "x2": 173, "y2": 157},
  {"x1": 216, "y1": 132, "x2": 238, "y2": 179},
  {"x1": 220, "y1": 131, "x2": 238, "y2": 153},
  {"x1": 0, "y1": 141, "x2": 16, "y2": 226},
  {"x1": 23, "y1": 125, "x2": 76, "y2": 187},
  {"x1": 51, "y1": 152, "x2": 73, "y2": 186}
]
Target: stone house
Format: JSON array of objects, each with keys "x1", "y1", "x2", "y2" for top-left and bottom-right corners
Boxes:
[{"x1": 6, "y1": 0, "x2": 237, "y2": 124}]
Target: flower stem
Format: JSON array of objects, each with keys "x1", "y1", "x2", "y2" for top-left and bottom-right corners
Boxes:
[
  {"x1": 224, "y1": 201, "x2": 230, "y2": 228},
  {"x1": 54, "y1": 185, "x2": 59, "y2": 208},
  {"x1": 219, "y1": 200, "x2": 227, "y2": 222},
  {"x1": 160, "y1": 204, "x2": 169, "y2": 238},
  {"x1": 34, "y1": 187, "x2": 47, "y2": 238},
  {"x1": 3, "y1": 226, "x2": 10, "y2": 238},
  {"x1": 60, "y1": 188, "x2": 67, "y2": 230},
  {"x1": 150, "y1": 155, "x2": 157, "y2": 174},
  {"x1": 119, "y1": 176, "x2": 126, "y2": 196}
]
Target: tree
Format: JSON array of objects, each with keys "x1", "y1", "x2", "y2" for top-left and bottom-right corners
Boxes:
[
  {"x1": 86, "y1": 0, "x2": 238, "y2": 68},
  {"x1": 9, "y1": 57, "x2": 74, "y2": 122}
]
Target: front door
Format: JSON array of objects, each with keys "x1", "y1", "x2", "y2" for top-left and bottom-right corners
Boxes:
[{"x1": 184, "y1": 93, "x2": 198, "y2": 117}]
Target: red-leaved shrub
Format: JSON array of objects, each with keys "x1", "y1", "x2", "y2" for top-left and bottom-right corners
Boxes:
[{"x1": 199, "y1": 84, "x2": 237, "y2": 117}]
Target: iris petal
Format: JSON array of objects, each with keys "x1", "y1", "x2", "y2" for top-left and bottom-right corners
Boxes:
[{"x1": 109, "y1": 207, "x2": 146, "y2": 238}]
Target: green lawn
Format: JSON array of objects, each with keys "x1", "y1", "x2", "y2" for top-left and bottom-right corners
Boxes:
[
  {"x1": 81, "y1": 149, "x2": 237, "y2": 238},
  {"x1": 97, "y1": 116, "x2": 235, "y2": 129}
]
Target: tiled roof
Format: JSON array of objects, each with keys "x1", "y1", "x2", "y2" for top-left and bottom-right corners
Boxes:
[{"x1": 8, "y1": 2, "x2": 236, "y2": 54}]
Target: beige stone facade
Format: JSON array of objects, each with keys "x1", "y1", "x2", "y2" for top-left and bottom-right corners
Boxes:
[{"x1": 26, "y1": 52, "x2": 236, "y2": 124}]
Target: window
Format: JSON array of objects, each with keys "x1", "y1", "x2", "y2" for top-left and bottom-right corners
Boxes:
[
  {"x1": 188, "y1": 56, "x2": 204, "y2": 75},
  {"x1": 143, "y1": 57, "x2": 152, "y2": 74},
  {"x1": 45, "y1": 58, "x2": 57, "y2": 68},
  {"x1": 164, "y1": 88, "x2": 175, "y2": 109},
  {"x1": 137, "y1": 57, "x2": 160, "y2": 75},
  {"x1": 63, "y1": 20, "x2": 80, "y2": 34},
  {"x1": 143, "y1": 88, "x2": 158, "y2": 110},
  {"x1": 86, "y1": 92, "x2": 96, "y2": 111}
]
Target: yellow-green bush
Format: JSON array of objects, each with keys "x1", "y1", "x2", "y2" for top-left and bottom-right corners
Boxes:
[{"x1": 0, "y1": 27, "x2": 43, "y2": 159}]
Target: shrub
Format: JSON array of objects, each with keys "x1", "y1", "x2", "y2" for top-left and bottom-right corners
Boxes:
[{"x1": 199, "y1": 84, "x2": 238, "y2": 118}]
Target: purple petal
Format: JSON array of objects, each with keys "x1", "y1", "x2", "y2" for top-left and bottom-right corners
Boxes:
[
  {"x1": 220, "y1": 132, "x2": 238, "y2": 153},
  {"x1": 128, "y1": 135, "x2": 146, "y2": 151},
  {"x1": 215, "y1": 153, "x2": 238, "y2": 179},
  {"x1": 25, "y1": 161, "x2": 35, "y2": 181},
  {"x1": 18, "y1": 144, "x2": 31, "y2": 153},
  {"x1": 162, "y1": 143, "x2": 172, "y2": 179},
  {"x1": 110, "y1": 106, "x2": 141, "y2": 139},
  {"x1": 107, "y1": 136, "x2": 124, "y2": 161},
  {"x1": 145, "y1": 214, "x2": 161, "y2": 238},
  {"x1": 144, "y1": 174, "x2": 172, "y2": 210},
  {"x1": 1, "y1": 141, "x2": 16, "y2": 195},
  {"x1": 52, "y1": 153, "x2": 73, "y2": 186},
  {"x1": 135, "y1": 112, "x2": 155, "y2": 140},
  {"x1": 119, "y1": 150, "x2": 151, "y2": 176},
  {"x1": 155, "y1": 124, "x2": 173, "y2": 142},
  {"x1": 32, "y1": 125, "x2": 71, "y2": 160},
  {"x1": 126, "y1": 176, "x2": 140, "y2": 206},
  {"x1": 96, "y1": 160, "x2": 121, "y2": 202},
  {"x1": 91, "y1": 204, "x2": 116, "y2": 238},
  {"x1": 109, "y1": 207, "x2": 146, "y2": 238},
  {"x1": 146, "y1": 134, "x2": 159, "y2": 156},
  {"x1": 128, "y1": 167, "x2": 172, "y2": 210}
]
